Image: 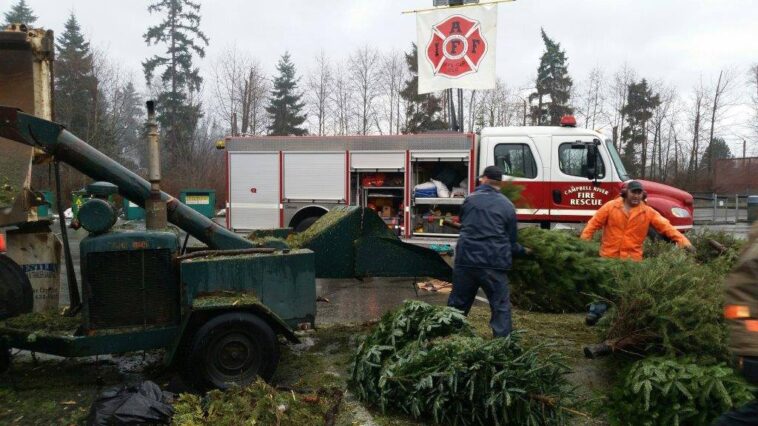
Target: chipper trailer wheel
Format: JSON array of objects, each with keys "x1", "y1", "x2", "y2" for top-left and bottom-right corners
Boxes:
[
  {"x1": 185, "y1": 312, "x2": 279, "y2": 391},
  {"x1": 0, "y1": 254, "x2": 33, "y2": 320}
]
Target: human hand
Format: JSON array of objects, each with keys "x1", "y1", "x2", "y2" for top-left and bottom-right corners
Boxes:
[{"x1": 523, "y1": 247, "x2": 534, "y2": 256}]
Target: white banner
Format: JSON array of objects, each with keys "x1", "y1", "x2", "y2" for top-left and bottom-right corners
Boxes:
[{"x1": 416, "y1": 4, "x2": 497, "y2": 94}]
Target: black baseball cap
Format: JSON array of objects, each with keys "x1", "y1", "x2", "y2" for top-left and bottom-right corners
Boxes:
[
  {"x1": 481, "y1": 165, "x2": 503, "y2": 181},
  {"x1": 626, "y1": 180, "x2": 644, "y2": 192}
]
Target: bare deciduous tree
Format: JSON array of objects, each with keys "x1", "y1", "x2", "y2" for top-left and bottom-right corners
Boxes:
[
  {"x1": 705, "y1": 68, "x2": 736, "y2": 171},
  {"x1": 348, "y1": 46, "x2": 381, "y2": 135},
  {"x1": 330, "y1": 62, "x2": 354, "y2": 136},
  {"x1": 607, "y1": 63, "x2": 636, "y2": 151},
  {"x1": 648, "y1": 82, "x2": 676, "y2": 180},
  {"x1": 577, "y1": 66, "x2": 605, "y2": 130},
  {"x1": 687, "y1": 80, "x2": 707, "y2": 178},
  {"x1": 379, "y1": 50, "x2": 405, "y2": 135},
  {"x1": 210, "y1": 46, "x2": 268, "y2": 136},
  {"x1": 306, "y1": 50, "x2": 332, "y2": 136}
]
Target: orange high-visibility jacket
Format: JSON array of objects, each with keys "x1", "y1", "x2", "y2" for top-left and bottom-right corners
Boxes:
[{"x1": 580, "y1": 197, "x2": 690, "y2": 261}]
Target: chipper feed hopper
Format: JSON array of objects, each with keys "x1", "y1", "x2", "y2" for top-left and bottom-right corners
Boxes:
[{"x1": 0, "y1": 107, "x2": 452, "y2": 390}]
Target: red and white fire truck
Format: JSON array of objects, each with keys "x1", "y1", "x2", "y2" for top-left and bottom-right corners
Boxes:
[{"x1": 222, "y1": 117, "x2": 694, "y2": 239}]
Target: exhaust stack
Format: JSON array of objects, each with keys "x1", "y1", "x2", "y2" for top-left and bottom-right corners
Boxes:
[{"x1": 144, "y1": 100, "x2": 167, "y2": 230}]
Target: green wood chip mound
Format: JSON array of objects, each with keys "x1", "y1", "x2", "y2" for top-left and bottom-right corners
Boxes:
[
  {"x1": 2, "y1": 311, "x2": 81, "y2": 336},
  {"x1": 351, "y1": 300, "x2": 574, "y2": 425},
  {"x1": 171, "y1": 379, "x2": 341, "y2": 425}
]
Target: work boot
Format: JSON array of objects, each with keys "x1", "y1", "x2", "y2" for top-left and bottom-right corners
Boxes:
[{"x1": 585, "y1": 302, "x2": 608, "y2": 326}]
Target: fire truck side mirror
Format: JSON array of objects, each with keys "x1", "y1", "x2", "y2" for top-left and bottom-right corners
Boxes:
[{"x1": 586, "y1": 143, "x2": 598, "y2": 181}]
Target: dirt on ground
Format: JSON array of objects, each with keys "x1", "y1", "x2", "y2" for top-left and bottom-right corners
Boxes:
[{"x1": 0, "y1": 303, "x2": 614, "y2": 425}]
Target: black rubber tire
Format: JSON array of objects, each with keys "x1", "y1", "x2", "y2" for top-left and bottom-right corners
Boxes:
[
  {"x1": 0, "y1": 254, "x2": 33, "y2": 320},
  {"x1": 294, "y1": 216, "x2": 320, "y2": 233},
  {"x1": 185, "y1": 312, "x2": 279, "y2": 391}
]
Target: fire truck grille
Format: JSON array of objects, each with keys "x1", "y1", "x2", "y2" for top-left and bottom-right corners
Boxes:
[{"x1": 85, "y1": 249, "x2": 178, "y2": 329}]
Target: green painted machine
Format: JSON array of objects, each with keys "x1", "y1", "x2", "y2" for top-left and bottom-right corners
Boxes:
[{"x1": 0, "y1": 106, "x2": 452, "y2": 390}]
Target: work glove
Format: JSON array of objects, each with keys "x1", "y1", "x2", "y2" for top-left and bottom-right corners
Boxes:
[
  {"x1": 684, "y1": 244, "x2": 696, "y2": 254},
  {"x1": 523, "y1": 247, "x2": 534, "y2": 256}
]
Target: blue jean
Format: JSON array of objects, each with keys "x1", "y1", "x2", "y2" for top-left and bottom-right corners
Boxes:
[{"x1": 447, "y1": 266, "x2": 512, "y2": 337}]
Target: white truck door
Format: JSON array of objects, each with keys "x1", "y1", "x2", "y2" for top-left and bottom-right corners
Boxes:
[
  {"x1": 229, "y1": 152, "x2": 280, "y2": 230},
  {"x1": 283, "y1": 152, "x2": 346, "y2": 201},
  {"x1": 480, "y1": 136, "x2": 548, "y2": 221},
  {"x1": 549, "y1": 136, "x2": 615, "y2": 222}
]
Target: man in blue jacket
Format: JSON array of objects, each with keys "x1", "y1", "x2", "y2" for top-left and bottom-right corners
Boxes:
[{"x1": 447, "y1": 165, "x2": 529, "y2": 337}]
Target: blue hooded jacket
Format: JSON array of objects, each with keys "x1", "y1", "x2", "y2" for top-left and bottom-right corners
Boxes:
[{"x1": 455, "y1": 184, "x2": 524, "y2": 270}]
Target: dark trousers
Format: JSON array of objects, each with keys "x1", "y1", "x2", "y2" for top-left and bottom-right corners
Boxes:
[{"x1": 447, "y1": 265, "x2": 512, "y2": 337}]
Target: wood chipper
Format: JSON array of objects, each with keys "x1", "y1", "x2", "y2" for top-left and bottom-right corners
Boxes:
[
  {"x1": 0, "y1": 107, "x2": 452, "y2": 390},
  {"x1": 0, "y1": 24, "x2": 451, "y2": 390}
]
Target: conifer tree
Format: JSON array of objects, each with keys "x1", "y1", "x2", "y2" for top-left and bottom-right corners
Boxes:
[
  {"x1": 266, "y1": 52, "x2": 307, "y2": 136},
  {"x1": 529, "y1": 29, "x2": 573, "y2": 126},
  {"x1": 3, "y1": 0, "x2": 37, "y2": 26},
  {"x1": 620, "y1": 79, "x2": 660, "y2": 178},
  {"x1": 400, "y1": 43, "x2": 447, "y2": 134},
  {"x1": 55, "y1": 13, "x2": 97, "y2": 142},
  {"x1": 143, "y1": 0, "x2": 209, "y2": 159}
]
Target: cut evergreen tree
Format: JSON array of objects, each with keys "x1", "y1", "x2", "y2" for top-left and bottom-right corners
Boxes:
[
  {"x1": 351, "y1": 301, "x2": 574, "y2": 425},
  {"x1": 595, "y1": 251, "x2": 728, "y2": 363},
  {"x1": 3, "y1": 0, "x2": 37, "y2": 26},
  {"x1": 609, "y1": 357, "x2": 755, "y2": 426},
  {"x1": 400, "y1": 43, "x2": 448, "y2": 134},
  {"x1": 143, "y1": 0, "x2": 209, "y2": 160},
  {"x1": 529, "y1": 29, "x2": 573, "y2": 126},
  {"x1": 509, "y1": 227, "x2": 620, "y2": 312},
  {"x1": 266, "y1": 52, "x2": 307, "y2": 136},
  {"x1": 644, "y1": 228, "x2": 744, "y2": 275}
]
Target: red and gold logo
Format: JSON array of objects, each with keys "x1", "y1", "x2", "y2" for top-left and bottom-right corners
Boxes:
[{"x1": 425, "y1": 14, "x2": 488, "y2": 78}]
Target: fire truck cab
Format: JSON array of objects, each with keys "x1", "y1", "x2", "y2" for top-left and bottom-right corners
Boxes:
[
  {"x1": 480, "y1": 119, "x2": 693, "y2": 231},
  {"x1": 223, "y1": 118, "x2": 694, "y2": 238}
]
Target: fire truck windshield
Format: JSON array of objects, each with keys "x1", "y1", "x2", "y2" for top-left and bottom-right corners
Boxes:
[{"x1": 605, "y1": 140, "x2": 630, "y2": 181}]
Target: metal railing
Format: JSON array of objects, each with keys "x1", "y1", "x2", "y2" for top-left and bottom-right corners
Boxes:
[{"x1": 691, "y1": 193, "x2": 752, "y2": 224}]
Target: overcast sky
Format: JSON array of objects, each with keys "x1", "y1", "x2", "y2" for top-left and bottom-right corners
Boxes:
[{"x1": 12, "y1": 0, "x2": 758, "y2": 149}]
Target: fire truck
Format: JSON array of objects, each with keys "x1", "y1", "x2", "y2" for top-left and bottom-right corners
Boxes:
[{"x1": 222, "y1": 116, "x2": 694, "y2": 239}]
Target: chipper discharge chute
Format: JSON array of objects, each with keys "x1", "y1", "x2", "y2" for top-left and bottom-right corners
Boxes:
[{"x1": 250, "y1": 206, "x2": 453, "y2": 282}]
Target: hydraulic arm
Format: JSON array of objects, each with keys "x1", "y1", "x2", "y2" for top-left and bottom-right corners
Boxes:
[{"x1": 0, "y1": 106, "x2": 253, "y2": 250}]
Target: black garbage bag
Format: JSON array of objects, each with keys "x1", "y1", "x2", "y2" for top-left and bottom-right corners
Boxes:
[{"x1": 87, "y1": 381, "x2": 174, "y2": 425}]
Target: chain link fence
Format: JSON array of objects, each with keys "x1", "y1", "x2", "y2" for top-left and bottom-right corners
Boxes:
[{"x1": 692, "y1": 193, "x2": 752, "y2": 224}]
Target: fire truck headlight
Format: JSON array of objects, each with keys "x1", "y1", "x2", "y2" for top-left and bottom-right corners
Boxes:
[{"x1": 671, "y1": 207, "x2": 690, "y2": 218}]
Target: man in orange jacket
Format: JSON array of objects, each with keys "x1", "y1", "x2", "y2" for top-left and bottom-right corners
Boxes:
[{"x1": 580, "y1": 180, "x2": 693, "y2": 261}]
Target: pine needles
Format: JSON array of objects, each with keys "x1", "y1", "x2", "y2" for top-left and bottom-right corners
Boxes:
[
  {"x1": 610, "y1": 357, "x2": 755, "y2": 426},
  {"x1": 596, "y1": 251, "x2": 729, "y2": 362},
  {"x1": 351, "y1": 301, "x2": 574, "y2": 425},
  {"x1": 509, "y1": 227, "x2": 621, "y2": 312}
]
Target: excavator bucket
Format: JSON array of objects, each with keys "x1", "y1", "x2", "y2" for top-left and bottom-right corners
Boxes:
[{"x1": 287, "y1": 206, "x2": 452, "y2": 281}]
